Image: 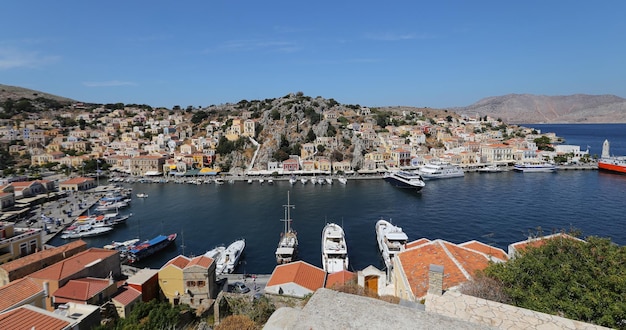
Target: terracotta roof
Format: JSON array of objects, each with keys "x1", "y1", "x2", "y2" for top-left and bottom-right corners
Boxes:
[
  {"x1": 60, "y1": 177, "x2": 94, "y2": 185},
  {"x1": 0, "y1": 278, "x2": 44, "y2": 312},
  {"x1": 112, "y1": 286, "x2": 142, "y2": 306},
  {"x1": 458, "y1": 240, "x2": 508, "y2": 261},
  {"x1": 397, "y1": 239, "x2": 499, "y2": 299},
  {"x1": 508, "y1": 233, "x2": 584, "y2": 258},
  {"x1": 52, "y1": 277, "x2": 112, "y2": 301},
  {"x1": 0, "y1": 240, "x2": 87, "y2": 272},
  {"x1": 325, "y1": 270, "x2": 356, "y2": 289},
  {"x1": 162, "y1": 255, "x2": 190, "y2": 269},
  {"x1": 266, "y1": 261, "x2": 326, "y2": 292},
  {"x1": 28, "y1": 248, "x2": 117, "y2": 281},
  {"x1": 0, "y1": 305, "x2": 71, "y2": 330},
  {"x1": 406, "y1": 238, "x2": 430, "y2": 249},
  {"x1": 186, "y1": 255, "x2": 213, "y2": 269}
]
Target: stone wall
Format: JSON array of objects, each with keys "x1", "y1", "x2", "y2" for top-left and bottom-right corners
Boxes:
[{"x1": 425, "y1": 291, "x2": 609, "y2": 330}]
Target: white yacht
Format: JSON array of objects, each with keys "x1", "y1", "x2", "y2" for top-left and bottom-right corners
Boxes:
[
  {"x1": 383, "y1": 171, "x2": 426, "y2": 190},
  {"x1": 221, "y1": 239, "x2": 245, "y2": 274},
  {"x1": 375, "y1": 219, "x2": 408, "y2": 271},
  {"x1": 513, "y1": 163, "x2": 558, "y2": 172},
  {"x1": 337, "y1": 176, "x2": 348, "y2": 185},
  {"x1": 204, "y1": 245, "x2": 226, "y2": 274},
  {"x1": 276, "y1": 191, "x2": 298, "y2": 264},
  {"x1": 289, "y1": 176, "x2": 298, "y2": 185},
  {"x1": 61, "y1": 224, "x2": 113, "y2": 239},
  {"x1": 417, "y1": 162, "x2": 465, "y2": 180},
  {"x1": 321, "y1": 223, "x2": 349, "y2": 273}
]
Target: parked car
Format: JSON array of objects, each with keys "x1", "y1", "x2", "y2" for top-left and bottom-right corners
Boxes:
[{"x1": 229, "y1": 281, "x2": 250, "y2": 294}]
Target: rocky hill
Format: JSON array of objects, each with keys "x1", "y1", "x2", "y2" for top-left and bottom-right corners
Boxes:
[
  {"x1": 0, "y1": 84, "x2": 75, "y2": 103},
  {"x1": 452, "y1": 93, "x2": 626, "y2": 124}
]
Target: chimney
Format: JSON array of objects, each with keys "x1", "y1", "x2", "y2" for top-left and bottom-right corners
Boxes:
[
  {"x1": 43, "y1": 281, "x2": 50, "y2": 297},
  {"x1": 427, "y1": 264, "x2": 444, "y2": 295}
]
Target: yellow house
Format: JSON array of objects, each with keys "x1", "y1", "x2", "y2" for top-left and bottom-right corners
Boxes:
[
  {"x1": 0, "y1": 222, "x2": 43, "y2": 264},
  {"x1": 158, "y1": 254, "x2": 216, "y2": 309}
]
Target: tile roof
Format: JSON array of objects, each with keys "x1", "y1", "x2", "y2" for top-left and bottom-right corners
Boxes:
[
  {"x1": 0, "y1": 240, "x2": 87, "y2": 272},
  {"x1": 186, "y1": 255, "x2": 213, "y2": 269},
  {"x1": 112, "y1": 286, "x2": 142, "y2": 306},
  {"x1": 507, "y1": 233, "x2": 584, "y2": 258},
  {"x1": 162, "y1": 255, "x2": 190, "y2": 269},
  {"x1": 397, "y1": 239, "x2": 499, "y2": 299},
  {"x1": 52, "y1": 277, "x2": 112, "y2": 301},
  {"x1": 60, "y1": 177, "x2": 94, "y2": 185},
  {"x1": 266, "y1": 261, "x2": 326, "y2": 292},
  {"x1": 0, "y1": 305, "x2": 71, "y2": 330},
  {"x1": 325, "y1": 270, "x2": 356, "y2": 289},
  {"x1": 406, "y1": 238, "x2": 430, "y2": 249},
  {"x1": 458, "y1": 240, "x2": 508, "y2": 261},
  {"x1": 28, "y1": 248, "x2": 117, "y2": 281},
  {"x1": 0, "y1": 278, "x2": 44, "y2": 312}
]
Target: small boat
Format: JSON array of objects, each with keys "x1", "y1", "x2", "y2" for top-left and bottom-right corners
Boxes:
[
  {"x1": 125, "y1": 233, "x2": 177, "y2": 264},
  {"x1": 220, "y1": 239, "x2": 246, "y2": 274},
  {"x1": 276, "y1": 191, "x2": 298, "y2": 264},
  {"x1": 204, "y1": 246, "x2": 226, "y2": 274},
  {"x1": 417, "y1": 162, "x2": 465, "y2": 180},
  {"x1": 375, "y1": 219, "x2": 408, "y2": 271},
  {"x1": 321, "y1": 223, "x2": 349, "y2": 273},
  {"x1": 513, "y1": 163, "x2": 558, "y2": 172},
  {"x1": 104, "y1": 238, "x2": 140, "y2": 251},
  {"x1": 215, "y1": 178, "x2": 225, "y2": 185},
  {"x1": 102, "y1": 212, "x2": 132, "y2": 225},
  {"x1": 300, "y1": 178, "x2": 308, "y2": 185},
  {"x1": 136, "y1": 193, "x2": 148, "y2": 198},
  {"x1": 317, "y1": 177, "x2": 325, "y2": 185},
  {"x1": 337, "y1": 176, "x2": 348, "y2": 185},
  {"x1": 95, "y1": 200, "x2": 129, "y2": 212},
  {"x1": 383, "y1": 171, "x2": 426, "y2": 190},
  {"x1": 268, "y1": 179, "x2": 274, "y2": 185},
  {"x1": 289, "y1": 176, "x2": 297, "y2": 185},
  {"x1": 247, "y1": 179, "x2": 253, "y2": 184},
  {"x1": 325, "y1": 177, "x2": 333, "y2": 185},
  {"x1": 259, "y1": 178, "x2": 265, "y2": 185},
  {"x1": 477, "y1": 164, "x2": 504, "y2": 173},
  {"x1": 61, "y1": 224, "x2": 113, "y2": 239}
]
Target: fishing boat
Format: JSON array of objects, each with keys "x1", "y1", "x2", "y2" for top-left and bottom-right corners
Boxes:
[
  {"x1": 276, "y1": 191, "x2": 298, "y2": 264},
  {"x1": 513, "y1": 163, "x2": 558, "y2": 172},
  {"x1": 417, "y1": 162, "x2": 465, "y2": 180},
  {"x1": 598, "y1": 139, "x2": 626, "y2": 174},
  {"x1": 125, "y1": 233, "x2": 177, "y2": 264},
  {"x1": 219, "y1": 239, "x2": 246, "y2": 274},
  {"x1": 383, "y1": 171, "x2": 426, "y2": 190},
  {"x1": 61, "y1": 224, "x2": 113, "y2": 239},
  {"x1": 375, "y1": 219, "x2": 408, "y2": 271},
  {"x1": 321, "y1": 223, "x2": 349, "y2": 273}
]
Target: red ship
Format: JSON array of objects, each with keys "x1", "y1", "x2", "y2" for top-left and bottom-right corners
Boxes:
[{"x1": 598, "y1": 157, "x2": 626, "y2": 174}]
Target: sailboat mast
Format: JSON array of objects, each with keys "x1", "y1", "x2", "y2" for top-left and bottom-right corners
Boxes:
[{"x1": 282, "y1": 191, "x2": 295, "y2": 233}]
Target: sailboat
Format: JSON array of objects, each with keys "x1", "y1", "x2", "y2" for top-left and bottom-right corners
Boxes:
[{"x1": 275, "y1": 191, "x2": 298, "y2": 264}]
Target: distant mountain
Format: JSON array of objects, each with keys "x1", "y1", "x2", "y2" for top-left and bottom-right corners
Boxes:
[
  {"x1": 452, "y1": 94, "x2": 626, "y2": 124},
  {"x1": 0, "y1": 84, "x2": 75, "y2": 103}
]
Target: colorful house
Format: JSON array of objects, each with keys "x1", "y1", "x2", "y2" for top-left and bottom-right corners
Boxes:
[
  {"x1": 265, "y1": 261, "x2": 326, "y2": 298},
  {"x1": 158, "y1": 255, "x2": 216, "y2": 310}
]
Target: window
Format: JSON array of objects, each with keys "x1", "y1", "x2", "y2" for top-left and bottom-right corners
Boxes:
[
  {"x1": 19, "y1": 243, "x2": 28, "y2": 257},
  {"x1": 197, "y1": 281, "x2": 205, "y2": 288},
  {"x1": 186, "y1": 281, "x2": 196, "y2": 287}
]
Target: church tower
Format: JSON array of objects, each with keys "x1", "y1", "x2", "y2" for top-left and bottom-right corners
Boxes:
[{"x1": 601, "y1": 139, "x2": 610, "y2": 159}]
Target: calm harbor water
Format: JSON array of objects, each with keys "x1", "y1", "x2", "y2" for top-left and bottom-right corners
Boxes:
[{"x1": 49, "y1": 124, "x2": 626, "y2": 274}]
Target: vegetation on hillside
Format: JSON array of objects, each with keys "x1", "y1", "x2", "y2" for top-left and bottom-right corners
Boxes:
[{"x1": 461, "y1": 233, "x2": 626, "y2": 329}]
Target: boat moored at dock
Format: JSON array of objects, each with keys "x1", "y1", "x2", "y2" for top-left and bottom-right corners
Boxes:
[
  {"x1": 321, "y1": 223, "x2": 349, "y2": 273},
  {"x1": 513, "y1": 163, "x2": 558, "y2": 172},
  {"x1": 375, "y1": 219, "x2": 408, "y2": 272},
  {"x1": 276, "y1": 191, "x2": 298, "y2": 264},
  {"x1": 126, "y1": 233, "x2": 177, "y2": 264},
  {"x1": 598, "y1": 139, "x2": 626, "y2": 174},
  {"x1": 417, "y1": 162, "x2": 465, "y2": 180},
  {"x1": 383, "y1": 171, "x2": 426, "y2": 190}
]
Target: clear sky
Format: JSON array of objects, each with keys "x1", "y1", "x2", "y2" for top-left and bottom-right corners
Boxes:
[{"x1": 1, "y1": 1, "x2": 625, "y2": 109}]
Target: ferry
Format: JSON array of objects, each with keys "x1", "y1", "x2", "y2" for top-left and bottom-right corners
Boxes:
[
  {"x1": 598, "y1": 139, "x2": 626, "y2": 174},
  {"x1": 417, "y1": 162, "x2": 465, "y2": 180},
  {"x1": 383, "y1": 171, "x2": 426, "y2": 190},
  {"x1": 513, "y1": 163, "x2": 558, "y2": 172}
]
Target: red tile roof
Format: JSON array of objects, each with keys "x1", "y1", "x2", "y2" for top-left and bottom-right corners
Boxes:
[
  {"x1": 508, "y1": 233, "x2": 583, "y2": 257},
  {"x1": 0, "y1": 305, "x2": 71, "y2": 330},
  {"x1": 0, "y1": 278, "x2": 44, "y2": 312},
  {"x1": 186, "y1": 255, "x2": 213, "y2": 269},
  {"x1": 266, "y1": 261, "x2": 326, "y2": 292},
  {"x1": 28, "y1": 248, "x2": 117, "y2": 281},
  {"x1": 162, "y1": 255, "x2": 190, "y2": 269},
  {"x1": 60, "y1": 177, "x2": 94, "y2": 185},
  {"x1": 325, "y1": 270, "x2": 356, "y2": 289},
  {"x1": 112, "y1": 286, "x2": 142, "y2": 306},
  {"x1": 397, "y1": 239, "x2": 500, "y2": 299},
  {"x1": 0, "y1": 240, "x2": 87, "y2": 273},
  {"x1": 458, "y1": 240, "x2": 508, "y2": 261},
  {"x1": 52, "y1": 277, "x2": 112, "y2": 301}
]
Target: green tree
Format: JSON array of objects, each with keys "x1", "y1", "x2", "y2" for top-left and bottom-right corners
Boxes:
[
  {"x1": 484, "y1": 235, "x2": 626, "y2": 328},
  {"x1": 271, "y1": 109, "x2": 281, "y2": 120},
  {"x1": 534, "y1": 136, "x2": 554, "y2": 151}
]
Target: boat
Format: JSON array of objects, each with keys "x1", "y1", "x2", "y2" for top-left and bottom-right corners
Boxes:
[
  {"x1": 383, "y1": 171, "x2": 426, "y2": 190},
  {"x1": 219, "y1": 239, "x2": 246, "y2": 274},
  {"x1": 375, "y1": 219, "x2": 408, "y2": 271},
  {"x1": 104, "y1": 238, "x2": 140, "y2": 251},
  {"x1": 95, "y1": 200, "x2": 129, "y2": 212},
  {"x1": 204, "y1": 246, "x2": 226, "y2": 274},
  {"x1": 417, "y1": 162, "x2": 465, "y2": 180},
  {"x1": 247, "y1": 179, "x2": 253, "y2": 184},
  {"x1": 338, "y1": 176, "x2": 348, "y2": 185},
  {"x1": 136, "y1": 193, "x2": 148, "y2": 198},
  {"x1": 477, "y1": 164, "x2": 504, "y2": 173},
  {"x1": 61, "y1": 224, "x2": 113, "y2": 239},
  {"x1": 101, "y1": 212, "x2": 132, "y2": 225},
  {"x1": 300, "y1": 178, "x2": 308, "y2": 185},
  {"x1": 325, "y1": 177, "x2": 333, "y2": 185},
  {"x1": 513, "y1": 163, "x2": 558, "y2": 172},
  {"x1": 276, "y1": 191, "x2": 298, "y2": 264},
  {"x1": 215, "y1": 177, "x2": 225, "y2": 185},
  {"x1": 317, "y1": 177, "x2": 326, "y2": 185},
  {"x1": 268, "y1": 179, "x2": 274, "y2": 185},
  {"x1": 289, "y1": 176, "x2": 297, "y2": 185},
  {"x1": 321, "y1": 223, "x2": 349, "y2": 273},
  {"x1": 259, "y1": 178, "x2": 265, "y2": 185},
  {"x1": 100, "y1": 190, "x2": 130, "y2": 203},
  {"x1": 597, "y1": 139, "x2": 626, "y2": 174},
  {"x1": 125, "y1": 233, "x2": 177, "y2": 264}
]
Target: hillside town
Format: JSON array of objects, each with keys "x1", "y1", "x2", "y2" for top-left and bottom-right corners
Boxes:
[{"x1": 0, "y1": 93, "x2": 612, "y2": 329}]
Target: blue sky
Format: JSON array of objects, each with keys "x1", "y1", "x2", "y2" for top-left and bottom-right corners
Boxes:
[{"x1": 1, "y1": 1, "x2": 625, "y2": 109}]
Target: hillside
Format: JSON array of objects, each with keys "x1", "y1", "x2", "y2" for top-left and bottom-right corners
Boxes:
[
  {"x1": 453, "y1": 93, "x2": 626, "y2": 124},
  {"x1": 0, "y1": 84, "x2": 75, "y2": 103}
]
